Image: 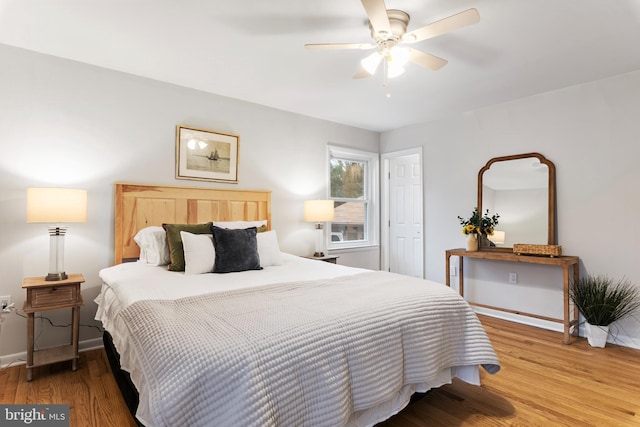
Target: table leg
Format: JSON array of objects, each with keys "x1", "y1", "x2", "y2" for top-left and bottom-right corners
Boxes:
[
  {"x1": 26, "y1": 313, "x2": 34, "y2": 381},
  {"x1": 459, "y1": 257, "x2": 465, "y2": 298},
  {"x1": 71, "y1": 306, "x2": 79, "y2": 371},
  {"x1": 562, "y1": 266, "x2": 571, "y2": 344},
  {"x1": 572, "y1": 264, "x2": 580, "y2": 337}
]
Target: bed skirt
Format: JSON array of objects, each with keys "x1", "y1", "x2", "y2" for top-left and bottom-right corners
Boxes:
[{"x1": 103, "y1": 331, "x2": 143, "y2": 426}]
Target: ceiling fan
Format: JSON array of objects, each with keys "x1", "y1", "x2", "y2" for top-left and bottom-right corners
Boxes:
[{"x1": 305, "y1": 0, "x2": 480, "y2": 80}]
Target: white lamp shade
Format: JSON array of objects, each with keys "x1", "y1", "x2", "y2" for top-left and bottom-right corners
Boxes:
[
  {"x1": 386, "y1": 47, "x2": 409, "y2": 79},
  {"x1": 386, "y1": 63, "x2": 406, "y2": 79},
  {"x1": 361, "y1": 51, "x2": 383, "y2": 75},
  {"x1": 488, "y1": 230, "x2": 506, "y2": 244},
  {"x1": 304, "y1": 200, "x2": 334, "y2": 222},
  {"x1": 389, "y1": 47, "x2": 410, "y2": 67},
  {"x1": 27, "y1": 188, "x2": 88, "y2": 223}
]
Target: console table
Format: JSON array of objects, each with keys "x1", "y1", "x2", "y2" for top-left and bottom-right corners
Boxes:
[{"x1": 445, "y1": 248, "x2": 579, "y2": 344}]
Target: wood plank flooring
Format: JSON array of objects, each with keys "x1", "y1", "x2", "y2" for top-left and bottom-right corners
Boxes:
[
  {"x1": 0, "y1": 346, "x2": 137, "y2": 427},
  {"x1": 1, "y1": 315, "x2": 638, "y2": 426},
  {"x1": 380, "y1": 316, "x2": 640, "y2": 426}
]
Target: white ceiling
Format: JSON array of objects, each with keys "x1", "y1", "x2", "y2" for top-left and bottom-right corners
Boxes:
[{"x1": 2, "y1": 0, "x2": 640, "y2": 132}]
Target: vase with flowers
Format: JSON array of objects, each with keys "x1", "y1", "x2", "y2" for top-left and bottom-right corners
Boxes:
[{"x1": 458, "y1": 207, "x2": 500, "y2": 250}]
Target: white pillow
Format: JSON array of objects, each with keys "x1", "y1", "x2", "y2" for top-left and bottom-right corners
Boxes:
[
  {"x1": 212, "y1": 220, "x2": 267, "y2": 230},
  {"x1": 180, "y1": 231, "x2": 216, "y2": 275},
  {"x1": 257, "y1": 230, "x2": 283, "y2": 267},
  {"x1": 133, "y1": 226, "x2": 170, "y2": 266}
]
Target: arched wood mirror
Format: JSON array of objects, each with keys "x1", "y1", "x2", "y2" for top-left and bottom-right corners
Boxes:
[{"x1": 478, "y1": 152, "x2": 556, "y2": 250}]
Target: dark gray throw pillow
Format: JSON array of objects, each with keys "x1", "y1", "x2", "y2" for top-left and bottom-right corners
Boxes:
[{"x1": 211, "y1": 225, "x2": 262, "y2": 273}]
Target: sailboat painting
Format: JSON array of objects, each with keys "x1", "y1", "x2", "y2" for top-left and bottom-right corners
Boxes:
[
  {"x1": 176, "y1": 125, "x2": 240, "y2": 183},
  {"x1": 190, "y1": 144, "x2": 229, "y2": 172}
]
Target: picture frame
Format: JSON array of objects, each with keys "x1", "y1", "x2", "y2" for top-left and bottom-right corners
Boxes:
[{"x1": 175, "y1": 125, "x2": 240, "y2": 183}]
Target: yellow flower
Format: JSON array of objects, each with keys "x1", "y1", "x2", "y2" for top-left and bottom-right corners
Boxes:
[
  {"x1": 463, "y1": 224, "x2": 477, "y2": 235},
  {"x1": 458, "y1": 207, "x2": 500, "y2": 237}
]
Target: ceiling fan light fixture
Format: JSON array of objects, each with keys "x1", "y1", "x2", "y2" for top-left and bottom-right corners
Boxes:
[
  {"x1": 361, "y1": 51, "x2": 383, "y2": 75},
  {"x1": 304, "y1": 3, "x2": 480, "y2": 80},
  {"x1": 385, "y1": 46, "x2": 409, "y2": 79},
  {"x1": 389, "y1": 46, "x2": 410, "y2": 67},
  {"x1": 386, "y1": 62, "x2": 405, "y2": 79}
]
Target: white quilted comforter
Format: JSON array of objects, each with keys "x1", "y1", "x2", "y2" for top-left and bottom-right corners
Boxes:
[{"x1": 116, "y1": 270, "x2": 500, "y2": 427}]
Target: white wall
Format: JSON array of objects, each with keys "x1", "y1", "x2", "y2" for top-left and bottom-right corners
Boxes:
[
  {"x1": 0, "y1": 44, "x2": 379, "y2": 360},
  {"x1": 381, "y1": 69, "x2": 640, "y2": 348}
]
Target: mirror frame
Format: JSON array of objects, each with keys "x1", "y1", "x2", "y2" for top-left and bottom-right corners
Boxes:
[{"x1": 478, "y1": 152, "x2": 556, "y2": 249}]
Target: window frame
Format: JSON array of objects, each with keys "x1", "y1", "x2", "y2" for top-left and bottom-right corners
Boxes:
[{"x1": 327, "y1": 145, "x2": 379, "y2": 250}]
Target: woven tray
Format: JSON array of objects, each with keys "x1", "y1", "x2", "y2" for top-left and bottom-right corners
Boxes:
[{"x1": 513, "y1": 244, "x2": 562, "y2": 257}]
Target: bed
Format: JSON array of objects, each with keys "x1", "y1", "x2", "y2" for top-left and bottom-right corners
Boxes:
[{"x1": 96, "y1": 183, "x2": 500, "y2": 427}]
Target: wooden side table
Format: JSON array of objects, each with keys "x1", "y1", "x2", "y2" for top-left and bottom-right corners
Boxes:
[
  {"x1": 22, "y1": 273, "x2": 85, "y2": 381},
  {"x1": 303, "y1": 255, "x2": 339, "y2": 264},
  {"x1": 445, "y1": 249, "x2": 579, "y2": 344}
]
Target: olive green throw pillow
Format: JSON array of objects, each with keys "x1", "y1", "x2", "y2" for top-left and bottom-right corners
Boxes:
[{"x1": 163, "y1": 222, "x2": 213, "y2": 272}]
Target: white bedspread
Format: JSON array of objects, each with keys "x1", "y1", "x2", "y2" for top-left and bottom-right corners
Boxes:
[{"x1": 96, "y1": 255, "x2": 499, "y2": 426}]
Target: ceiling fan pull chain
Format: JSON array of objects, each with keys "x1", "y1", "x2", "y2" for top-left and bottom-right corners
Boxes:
[{"x1": 383, "y1": 56, "x2": 389, "y2": 86}]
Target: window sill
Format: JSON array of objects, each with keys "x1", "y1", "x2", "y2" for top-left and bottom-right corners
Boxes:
[{"x1": 328, "y1": 245, "x2": 379, "y2": 254}]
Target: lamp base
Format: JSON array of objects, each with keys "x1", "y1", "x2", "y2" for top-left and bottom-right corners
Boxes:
[
  {"x1": 47, "y1": 226, "x2": 68, "y2": 282},
  {"x1": 313, "y1": 252, "x2": 325, "y2": 258},
  {"x1": 45, "y1": 272, "x2": 67, "y2": 281}
]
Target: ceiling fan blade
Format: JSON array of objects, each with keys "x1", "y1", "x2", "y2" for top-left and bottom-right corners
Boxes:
[
  {"x1": 407, "y1": 48, "x2": 448, "y2": 71},
  {"x1": 304, "y1": 43, "x2": 376, "y2": 50},
  {"x1": 353, "y1": 68, "x2": 374, "y2": 79},
  {"x1": 361, "y1": 0, "x2": 391, "y2": 35},
  {"x1": 403, "y1": 8, "x2": 480, "y2": 43}
]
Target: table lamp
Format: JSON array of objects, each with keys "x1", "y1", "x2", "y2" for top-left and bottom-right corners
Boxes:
[
  {"x1": 27, "y1": 188, "x2": 88, "y2": 281},
  {"x1": 304, "y1": 200, "x2": 334, "y2": 257},
  {"x1": 489, "y1": 230, "x2": 506, "y2": 245}
]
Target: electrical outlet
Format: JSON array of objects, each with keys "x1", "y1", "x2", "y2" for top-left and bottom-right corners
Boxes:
[
  {"x1": 0, "y1": 295, "x2": 11, "y2": 311},
  {"x1": 450, "y1": 265, "x2": 457, "y2": 276},
  {"x1": 509, "y1": 273, "x2": 518, "y2": 284}
]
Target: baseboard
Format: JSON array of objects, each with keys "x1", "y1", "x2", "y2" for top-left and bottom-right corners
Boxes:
[
  {"x1": 475, "y1": 307, "x2": 640, "y2": 350},
  {"x1": 1, "y1": 337, "x2": 104, "y2": 369},
  {"x1": 473, "y1": 306, "x2": 565, "y2": 333},
  {"x1": 607, "y1": 326, "x2": 640, "y2": 349},
  {"x1": 79, "y1": 337, "x2": 105, "y2": 352}
]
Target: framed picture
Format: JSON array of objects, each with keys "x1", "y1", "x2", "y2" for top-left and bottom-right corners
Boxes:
[{"x1": 175, "y1": 125, "x2": 240, "y2": 183}]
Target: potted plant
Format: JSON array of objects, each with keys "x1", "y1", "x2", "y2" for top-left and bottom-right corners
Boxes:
[
  {"x1": 569, "y1": 274, "x2": 640, "y2": 347},
  {"x1": 458, "y1": 207, "x2": 500, "y2": 251}
]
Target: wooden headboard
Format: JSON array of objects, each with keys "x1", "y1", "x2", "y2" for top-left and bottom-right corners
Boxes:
[{"x1": 114, "y1": 182, "x2": 271, "y2": 264}]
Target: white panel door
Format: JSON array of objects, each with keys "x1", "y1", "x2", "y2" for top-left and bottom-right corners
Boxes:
[{"x1": 389, "y1": 154, "x2": 423, "y2": 277}]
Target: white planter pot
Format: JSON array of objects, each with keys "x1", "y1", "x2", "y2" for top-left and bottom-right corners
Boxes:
[{"x1": 585, "y1": 323, "x2": 609, "y2": 348}]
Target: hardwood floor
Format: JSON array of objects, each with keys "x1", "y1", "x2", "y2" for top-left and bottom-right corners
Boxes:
[
  {"x1": 0, "y1": 347, "x2": 137, "y2": 427},
  {"x1": 1, "y1": 316, "x2": 638, "y2": 426},
  {"x1": 380, "y1": 316, "x2": 640, "y2": 426}
]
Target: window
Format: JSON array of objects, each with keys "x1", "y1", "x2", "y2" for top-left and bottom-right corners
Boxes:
[{"x1": 327, "y1": 145, "x2": 378, "y2": 249}]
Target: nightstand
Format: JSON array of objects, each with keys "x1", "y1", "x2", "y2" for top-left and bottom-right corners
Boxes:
[
  {"x1": 303, "y1": 255, "x2": 339, "y2": 264},
  {"x1": 22, "y1": 273, "x2": 85, "y2": 381}
]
